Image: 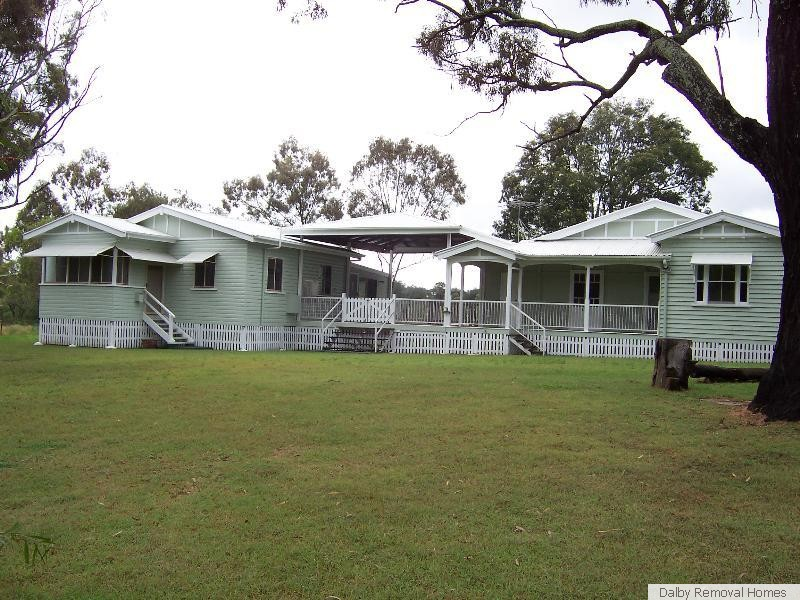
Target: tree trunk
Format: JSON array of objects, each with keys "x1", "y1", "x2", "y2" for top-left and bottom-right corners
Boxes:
[
  {"x1": 749, "y1": 1, "x2": 800, "y2": 420},
  {"x1": 652, "y1": 338, "x2": 692, "y2": 391}
]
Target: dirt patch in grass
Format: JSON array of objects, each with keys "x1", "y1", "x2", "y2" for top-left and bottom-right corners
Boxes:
[
  {"x1": 702, "y1": 397, "x2": 749, "y2": 407},
  {"x1": 728, "y1": 406, "x2": 768, "y2": 426}
]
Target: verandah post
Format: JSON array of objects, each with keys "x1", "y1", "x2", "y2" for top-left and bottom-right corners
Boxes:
[
  {"x1": 504, "y1": 262, "x2": 513, "y2": 329},
  {"x1": 583, "y1": 265, "x2": 592, "y2": 333},
  {"x1": 444, "y1": 259, "x2": 452, "y2": 326},
  {"x1": 458, "y1": 263, "x2": 464, "y2": 325}
]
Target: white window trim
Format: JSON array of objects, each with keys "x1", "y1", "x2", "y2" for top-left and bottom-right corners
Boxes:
[
  {"x1": 694, "y1": 263, "x2": 750, "y2": 306},
  {"x1": 265, "y1": 256, "x2": 284, "y2": 292},
  {"x1": 44, "y1": 254, "x2": 123, "y2": 286},
  {"x1": 569, "y1": 269, "x2": 604, "y2": 304}
]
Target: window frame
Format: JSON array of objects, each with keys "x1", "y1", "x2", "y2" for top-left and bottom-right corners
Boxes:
[
  {"x1": 43, "y1": 251, "x2": 130, "y2": 286},
  {"x1": 570, "y1": 270, "x2": 604, "y2": 305},
  {"x1": 321, "y1": 265, "x2": 333, "y2": 296},
  {"x1": 694, "y1": 263, "x2": 750, "y2": 306},
  {"x1": 266, "y1": 257, "x2": 283, "y2": 292},
  {"x1": 193, "y1": 256, "x2": 216, "y2": 289}
]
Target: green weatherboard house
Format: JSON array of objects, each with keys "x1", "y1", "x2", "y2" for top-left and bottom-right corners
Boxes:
[{"x1": 23, "y1": 200, "x2": 782, "y2": 362}]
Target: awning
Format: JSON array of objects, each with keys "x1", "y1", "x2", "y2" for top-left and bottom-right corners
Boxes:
[
  {"x1": 24, "y1": 242, "x2": 113, "y2": 258},
  {"x1": 117, "y1": 246, "x2": 178, "y2": 264},
  {"x1": 177, "y1": 251, "x2": 218, "y2": 263},
  {"x1": 690, "y1": 253, "x2": 752, "y2": 265}
]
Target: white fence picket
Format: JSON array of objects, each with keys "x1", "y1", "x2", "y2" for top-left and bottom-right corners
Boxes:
[{"x1": 36, "y1": 317, "x2": 775, "y2": 362}]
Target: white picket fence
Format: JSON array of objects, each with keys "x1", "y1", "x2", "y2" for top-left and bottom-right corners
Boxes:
[
  {"x1": 178, "y1": 323, "x2": 326, "y2": 352},
  {"x1": 39, "y1": 318, "x2": 152, "y2": 349},
  {"x1": 691, "y1": 340, "x2": 775, "y2": 364},
  {"x1": 393, "y1": 330, "x2": 508, "y2": 355},
  {"x1": 37, "y1": 317, "x2": 774, "y2": 362},
  {"x1": 538, "y1": 333, "x2": 656, "y2": 359}
]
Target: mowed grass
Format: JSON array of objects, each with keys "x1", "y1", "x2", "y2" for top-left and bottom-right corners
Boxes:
[{"x1": 1, "y1": 335, "x2": 799, "y2": 599}]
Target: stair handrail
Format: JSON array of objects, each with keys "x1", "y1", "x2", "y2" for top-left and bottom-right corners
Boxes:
[
  {"x1": 143, "y1": 289, "x2": 193, "y2": 344},
  {"x1": 510, "y1": 304, "x2": 546, "y2": 353},
  {"x1": 373, "y1": 295, "x2": 396, "y2": 352},
  {"x1": 144, "y1": 288, "x2": 176, "y2": 340},
  {"x1": 321, "y1": 297, "x2": 343, "y2": 335}
]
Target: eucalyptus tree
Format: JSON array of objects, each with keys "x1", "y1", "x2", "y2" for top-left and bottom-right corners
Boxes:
[
  {"x1": 495, "y1": 99, "x2": 715, "y2": 240},
  {"x1": 222, "y1": 137, "x2": 342, "y2": 226},
  {"x1": 0, "y1": 0, "x2": 99, "y2": 210}
]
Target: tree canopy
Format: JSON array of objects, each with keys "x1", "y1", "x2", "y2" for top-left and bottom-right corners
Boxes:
[
  {"x1": 222, "y1": 137, "x2": 343, "y2": 226},
  {"x1": 347, "y1": 137, "x2": 466, "y2": 220},
  {"x1": 0, "y1": 0, "x2": 98, "y2": 210},
  {"x1": 494, "y1": 99, "x2": 715, "y2": 240}
]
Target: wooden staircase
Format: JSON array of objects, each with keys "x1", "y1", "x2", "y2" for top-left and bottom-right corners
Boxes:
[
  {"x1": 324, "y1": 327, "x2": 394, "y2": 352},
  {"x1": 142, "y1": 289, "x2": 194, "y2": 348},
  {"x1": 509, "y1": 333, "x2": 543, "y2": 356}
]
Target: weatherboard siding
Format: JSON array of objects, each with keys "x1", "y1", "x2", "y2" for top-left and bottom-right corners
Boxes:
[
  {"x1": 658, "y1": 234, "x2": 782, "y2": 342},
  {"x1": 39, "y1": 285, "x2": 143, "y2": 320},
  {"x1": 247, "y1": 244, "x2": 300, "y2": 326},
  {"x1": 163, "y1": 237, "x2": 258, "y2": 324},
  {"x1": 301, "y1": 251, "x2": 348, "y2": 297}
]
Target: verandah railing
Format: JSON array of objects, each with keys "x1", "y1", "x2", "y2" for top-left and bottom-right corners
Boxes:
[{"x1": 301, "y1": 296, "x2": 658, "y2": 333}]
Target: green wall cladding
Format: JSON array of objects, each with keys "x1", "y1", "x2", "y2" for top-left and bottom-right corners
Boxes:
[
  {"x1": 39, "y1": 285, "x2": 143, "y2": 320},
  {"x1": 658, "y1": 234, "x2": 782, "y2": 342}
]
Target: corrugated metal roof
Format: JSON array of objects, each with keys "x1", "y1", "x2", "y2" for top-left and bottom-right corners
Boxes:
[
  {"x1": 24, "y1": 242, "x2": 114, "y2": 257},
  {"x1": 285, "y1": 212, "x2": 460, "y2": 234},
  {"x1": 87, "y1": 214, "x2": 175, "y2": 239}
]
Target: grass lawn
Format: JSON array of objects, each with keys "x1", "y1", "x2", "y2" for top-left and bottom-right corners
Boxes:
[{"x1": 1, "y1": 335, "x2": 799, "y2": 598}]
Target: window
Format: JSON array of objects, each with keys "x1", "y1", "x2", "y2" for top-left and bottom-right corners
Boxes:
[
  {"x1": 194, "y1": 256, "x2": 216, "y2": 288},
  {"x1": 267, "y1": 257, "x2": 283, "y2": 291},
  {"x1": 68, "y1": 256, "x2": 91, "y2": 283},
  {"x1": 695, "y1": 264, "x2": 749, "y2": 304},
  {"x1": 44, "y1": 251, "x2": 130, "y2": 285},
  {"x1": 321, "y1": 265, "x2": 333, "y2": 295},
  {"x1": 572, "y1": 272, "x2": 602, "y2": 304},
  {"x1": 116, "y1": 251, "x2": 130, "y2": 285},
  {"x1": 91, "y1": 251, "x2": 114, "y2": 284}
]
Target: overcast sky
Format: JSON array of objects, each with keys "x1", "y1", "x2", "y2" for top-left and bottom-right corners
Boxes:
[{"x1": 1, "y1": 0, "x2": 776, "y2": 287}]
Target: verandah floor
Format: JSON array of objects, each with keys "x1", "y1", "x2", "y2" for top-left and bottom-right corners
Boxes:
[{"x1": 1, "y1": 334, "x2": 797, "y2": 598}]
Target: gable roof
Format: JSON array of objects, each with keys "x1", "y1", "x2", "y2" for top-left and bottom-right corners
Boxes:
[
  {"x1": 23, "y1": 212, "x2": 174, "y2": 242},
  {"x1": 130, "y1": 204, "x2": 285, "y2": 243},
  {"x1": 129, "y1": 205, "x2": 358, "y2": 256},
  {"x1": 649, "y1": 211, "x2": 780, "y2": 241},
  {"x1": 535, "y1": 199, "x2": 705, "y2": 241},
  {"x1": 434, "y1": 238, "x2": 518, "y2": 261}
]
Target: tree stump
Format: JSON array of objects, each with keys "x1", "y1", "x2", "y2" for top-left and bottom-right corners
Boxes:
[{"x1": 652, "y1": 338, "x2": 692, "y2": 391}]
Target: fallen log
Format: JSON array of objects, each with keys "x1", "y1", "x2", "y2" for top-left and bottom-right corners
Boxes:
[{"x1": 689, "y1": 362, "x2": 769, "y2": 383}]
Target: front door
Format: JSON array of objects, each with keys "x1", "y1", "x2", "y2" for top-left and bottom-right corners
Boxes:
[{"x1": 146, "y1": 265, "x2": 164, "y2": 301}]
